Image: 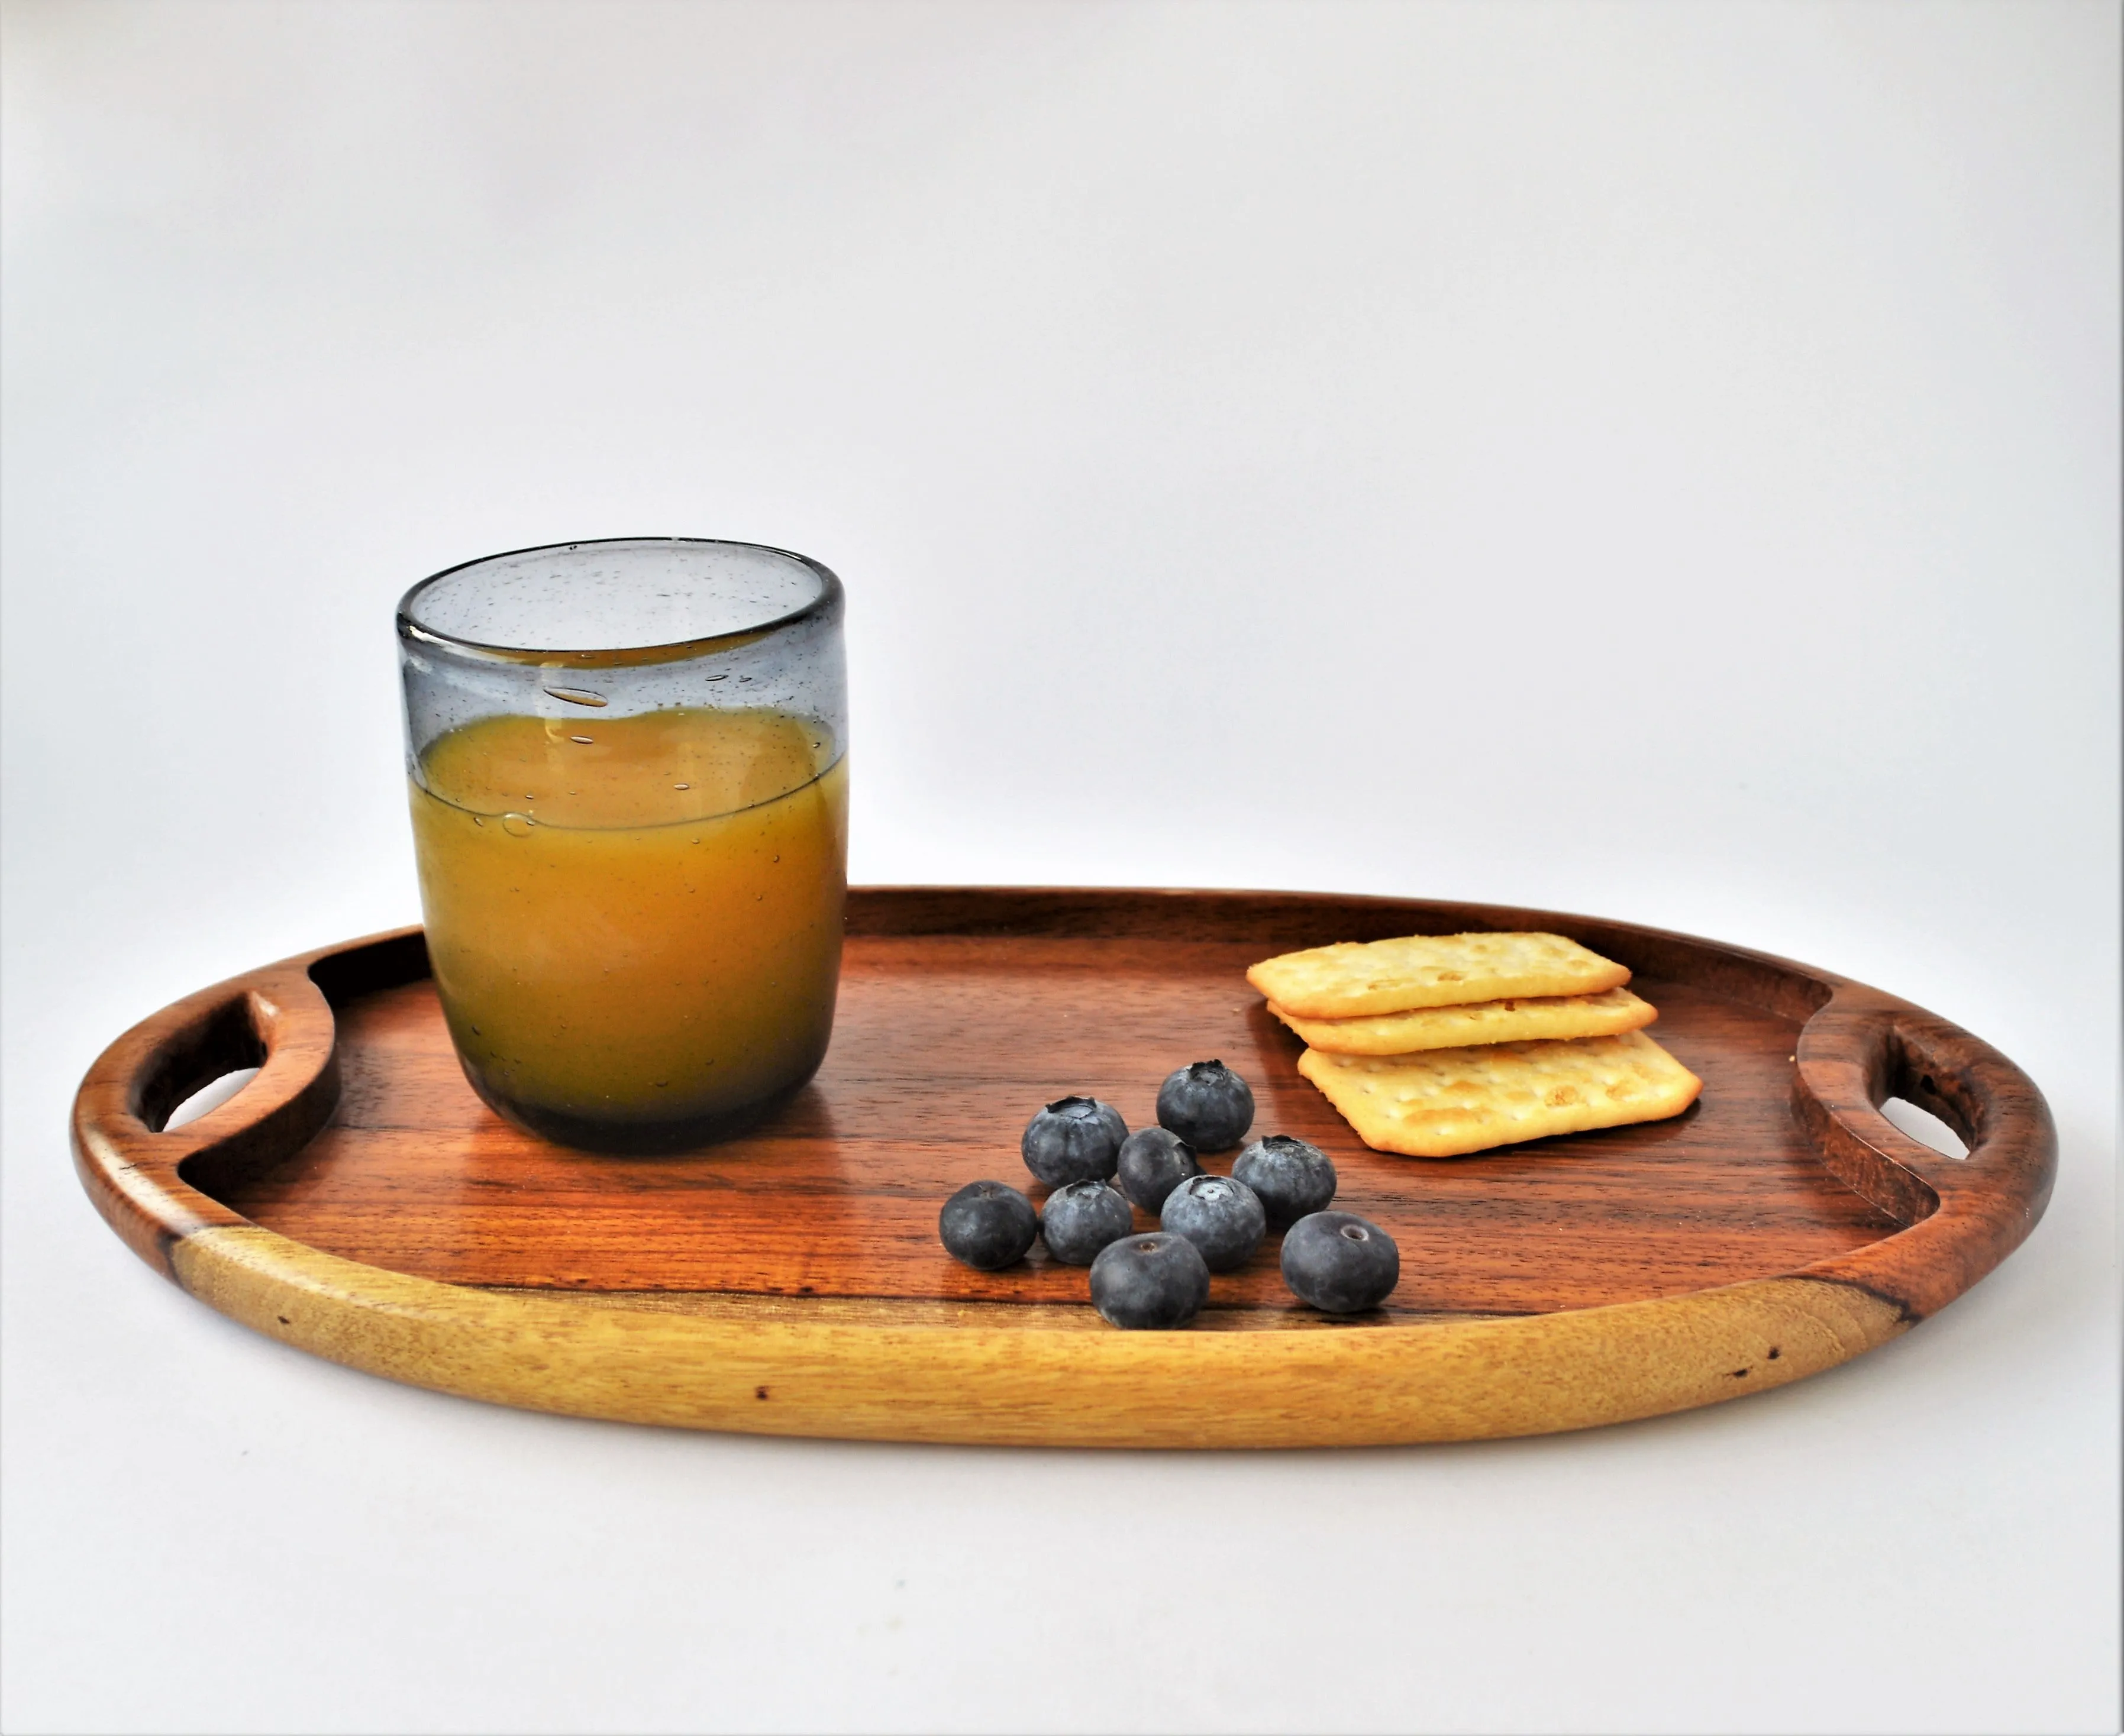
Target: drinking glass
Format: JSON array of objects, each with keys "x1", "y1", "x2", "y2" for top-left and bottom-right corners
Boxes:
[{"x1": 398, "y1": 538, "x2": 847, "y2": 1153}]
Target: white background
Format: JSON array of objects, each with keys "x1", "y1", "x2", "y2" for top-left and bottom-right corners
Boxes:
[{"x1": 3, "y1": 4, "x2": 2117, "y2": 1732}]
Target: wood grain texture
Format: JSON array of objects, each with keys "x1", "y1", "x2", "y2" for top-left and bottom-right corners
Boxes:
[{"x1": 70, "y1": 888, "x2": 2056, "y2": 1446}]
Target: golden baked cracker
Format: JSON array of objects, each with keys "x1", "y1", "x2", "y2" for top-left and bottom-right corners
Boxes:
[
  {"x1": 1271, "y1": 985, "x2": 1657, "y2": 1056},
  {"x1": 1247, "y1": 931, "x2": 1630, "y2": 1020},
  {"x1": 1297, "y1": 1030, "x2": 1701, "y2": 1157}
]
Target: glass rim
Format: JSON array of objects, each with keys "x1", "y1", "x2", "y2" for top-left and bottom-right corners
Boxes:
[{"x1": 396, "y1": 536, "x2": 844, "y2": 664}]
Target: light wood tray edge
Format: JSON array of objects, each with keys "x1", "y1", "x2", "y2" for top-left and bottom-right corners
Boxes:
[{"x1": 69, "y1": 888, "x2": 2058, "y2": 1447}]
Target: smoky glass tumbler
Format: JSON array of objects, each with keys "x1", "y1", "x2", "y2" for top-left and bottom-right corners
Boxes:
[{"x1": 398, "y1": 538, "x2": 848, "y2": 1153}]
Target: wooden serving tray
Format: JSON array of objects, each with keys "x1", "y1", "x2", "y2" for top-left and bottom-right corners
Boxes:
[{"x1": 72, "y1": 888, "x2": 2054, "y2": 1447}]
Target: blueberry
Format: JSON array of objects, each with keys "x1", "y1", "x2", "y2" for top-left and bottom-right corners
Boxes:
[
  {"x1": 939, "y1": 1181, "x2": 1039, "y2": 1270},
  {"x1": 1039, "y1": 1180, "x2": 1135, "y2": 1266},
  {"x1": 1280, "y1": 1211, "x2": 1400, "y2": 1312},
  {"x1": 1089, "y1": 1231, "x2": 1211, "y2": 1330},
  {"x1": 1115, "y1": 1126, "x2": 1202, "y2": 1213},
  {"x1": 1156, "y1": 1060, "x2": 1254, "y2": 1152},
  {"x1": 1232, "y1": 1134, "x2": 1338, "y2": 1230},
  {"x1": 1160, "y1": 1172, "x2": 1267, "y2": 1272},
  {"x1": 1021, "y1": 1095, "x2": 1128, "y2": 1187}
]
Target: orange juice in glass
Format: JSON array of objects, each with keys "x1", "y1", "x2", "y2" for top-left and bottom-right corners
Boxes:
[{"x1": 398, "y1": 539, "x2": 847, "y2": 1152}]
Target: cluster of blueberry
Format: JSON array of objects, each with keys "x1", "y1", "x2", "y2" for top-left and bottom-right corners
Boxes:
[{"x1": 938, "y1": 1060, "x2": 1402, "y2": 1330}]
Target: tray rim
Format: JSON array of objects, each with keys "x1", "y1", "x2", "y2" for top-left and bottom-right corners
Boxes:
[{"x1": 69, "y1": 886, "x2": 2057, "y2": 1447}]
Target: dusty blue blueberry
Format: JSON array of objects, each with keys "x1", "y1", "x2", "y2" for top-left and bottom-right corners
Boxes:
[
  {"x1": 1039, "y1": 1179, "x2": 1135, "y2": 1266},
  {"x1": 1089, "y1": 1231, "x2": 1211, "y2": 1330},
  {"x1": 1115, "y1": 1126, "x2": 1202, "y2": 1213},
  {"x1": 1232, "y1": 1134, "x2": 1338, "y2": 1230},
  {"x1": 1156, "y1": 1060, "x2": 1255, "y2": 1152},
  {"x1": 1160, "y1": 1172, "x2": 1267, "y2": 1272},
  {"x1": 1280, "y1": 1211, "x2": 1400, "y2": 1312},
  {"x1": 1021, "y1": 1095, "x2": 1128, "y2": 1187},
  {"x1": 939, "y1": 1180, "x2": 1039, "y2": 1270}
]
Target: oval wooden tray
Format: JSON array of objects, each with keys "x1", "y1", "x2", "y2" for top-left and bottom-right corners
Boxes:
[{"x1": 72, "y1": 888, "x2": 2055, "y2": 1447}]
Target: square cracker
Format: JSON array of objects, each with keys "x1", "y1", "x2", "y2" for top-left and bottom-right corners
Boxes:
[
  {"x1": 1248, "y1": 931, "x2": 1630, "y2": 1020},
  {"x1": 1297, "y1": 1030, "x2": 1702, "y2": 1157},
  {"x1": 1272, "y1": 985, "x2": 1657, "y2": 1056}
]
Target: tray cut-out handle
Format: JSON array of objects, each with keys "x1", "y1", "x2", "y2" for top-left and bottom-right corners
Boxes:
[
  {"x1": 72, "y1": 946, "x2": 357, "y2": 1276},
  {"x1": 1795, "y1": 985, "x2": 2055, "y2": 1317}
]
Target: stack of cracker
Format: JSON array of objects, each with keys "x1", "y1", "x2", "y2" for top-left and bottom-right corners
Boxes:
[{"x1": 1247, "y1": 932, "x2": 1702, "y2": 1158}]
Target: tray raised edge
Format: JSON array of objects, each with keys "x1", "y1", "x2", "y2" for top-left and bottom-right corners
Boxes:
[{"x1": 69, "y1": 887, "x2": 2057, "y2": 1447}]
